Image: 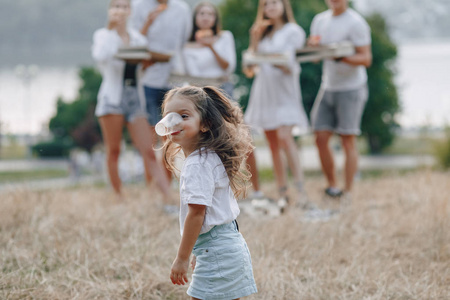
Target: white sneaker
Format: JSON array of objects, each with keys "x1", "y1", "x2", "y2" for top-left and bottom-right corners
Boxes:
[
  {"x1": 240, "y1": 197, "x2": 281, "y2": 217},
  {"x1": 277, "y1": 197, "x2": 289, "y2": 213}
]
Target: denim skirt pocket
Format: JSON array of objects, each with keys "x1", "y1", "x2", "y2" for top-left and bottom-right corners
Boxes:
[{"x1": 216, "y1": 243, "x2": 245, "y2": 280}]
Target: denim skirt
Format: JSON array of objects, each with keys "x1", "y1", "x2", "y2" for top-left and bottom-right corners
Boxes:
[{"x1": 188, "y1": 221, "x2": 258, "y2": 300}]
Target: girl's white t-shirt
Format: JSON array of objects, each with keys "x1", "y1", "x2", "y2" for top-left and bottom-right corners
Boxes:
[{"x1": 179, "y1": 149, "x2": 240, "y2": 236}]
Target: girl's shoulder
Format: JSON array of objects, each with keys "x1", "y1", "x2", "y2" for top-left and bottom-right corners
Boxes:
[
  {"x1": 216, "y1": 30, "x2": 235, "y2": 44},
  {"x1": 218, "y1": 30, "x2": 234, "y2": 39},
  {"x1": 283, "y1": 23, "x2": 305, "y2": 35},
  {"x1": 185, "y1": 149, "x2": 219, "y2": 164},
  {"x1": 183, "y1": 150, "x2": 222, "y2": 174},
  {"x1": 93, "y1": 27, "x2": 119, "y2": 40}
]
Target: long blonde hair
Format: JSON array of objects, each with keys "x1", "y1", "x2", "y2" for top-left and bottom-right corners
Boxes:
[
  {"x1": 162, "y1": 86, "x2": 253, "y2": 198},
  {"x1": 254, "y1": 0, "x2": 297, "y2": 38}
]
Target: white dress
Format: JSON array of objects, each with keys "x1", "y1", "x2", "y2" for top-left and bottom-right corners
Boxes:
[{"x1": 244, "y1": 23, "x2": 309, "y2": 132}]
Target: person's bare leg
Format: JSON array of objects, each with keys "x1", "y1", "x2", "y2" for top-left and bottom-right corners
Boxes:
[
  {"x1": 265, "y1": 130, "x2": 287, "y2": 197},
  {"x1": 341, "y1": 134, "x2": 358, "y2": 192},
  {"x1": 315, "y1": 131, "x2": 337, "y2": 188},
  {"x1": 129, "y1": 118, "x2": 172, "y2": 204},
  {"x1": 278, "y1": 126, "x2": 304, "y2": 185},
  {"x1": 247, "y1": 150, "x2": 261, "y2": 192},
  {"x1": 99, "y1": 115, "x2": 125, "y2": 195}
]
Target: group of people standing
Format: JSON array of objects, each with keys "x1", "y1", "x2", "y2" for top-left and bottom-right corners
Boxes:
[{"x1": 92, "y1": 0, "x2": 371, "y2": 298}]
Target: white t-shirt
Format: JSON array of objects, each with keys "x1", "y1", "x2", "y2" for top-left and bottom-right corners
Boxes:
[
  {"x1": 179, "y1": 149, "x2": 240, "y2": 236},
  {"x1": 178, "y1": 30, "x2": 236, "y2": 78},
  {"x1": 92, "y1": 28, "x2": 147, "y2": 108},
  {"x1": 130, "y1": 0, "x2": 191, "y2": 88},
  {"x1": 310, "y1": 8, "x2": 371, "y2": 91}
]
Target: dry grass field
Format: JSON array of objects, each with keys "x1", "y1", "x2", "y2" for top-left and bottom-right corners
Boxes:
[{"x1": 1, "y1": 170, "x2": 449, "y2": 299}]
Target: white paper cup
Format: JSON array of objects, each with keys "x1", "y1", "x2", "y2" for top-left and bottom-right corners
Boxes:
[{"x1": 155, "y1": 112, "x2": 183, "y2": 136}]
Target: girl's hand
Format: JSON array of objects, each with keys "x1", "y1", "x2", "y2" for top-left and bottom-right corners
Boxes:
[
  {"x1": 170, "y1": 257, "x2": 189, "y2": 285},
  {"x1": 307, "y1": 35, "x2": 321, "y2": 47},
  {"x1": 249, "y1": 24, "x2": 264, "y2": 43},
  {"x1": 249, "y1": 21, "x2": 271, "y2": 52},
  {"x1": 197, "y1": 36, "x2": 215, "y2": 48},
  {"x1": 250, "y1": 20, "x2": 272, "y2": 41},
  {"x1": 190, "y1": 255, "x2": 196, "y2": 270},
  {"x1": 243, "y1": 65, "x2": 256, "y2": 78}
]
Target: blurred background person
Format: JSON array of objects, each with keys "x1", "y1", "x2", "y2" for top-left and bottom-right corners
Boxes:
[
  {"x1": 309, "y1": 0, "x2": 372, "y2": 199},
  {"x1": 92, "y1": 0, "x2": 173, "y2": 205},
  {"x1": 244, "y1": 0, "x2": 310, "y2": 210},
  {"x1": 130, "y1": 0, "x2": 191, "y2": 182},
  {"x1": 175, "y1": 1, "x2": 265, "y2": 201},
  {"x1": 177, "y1": 1, "x2": 235, "y2": 96}
]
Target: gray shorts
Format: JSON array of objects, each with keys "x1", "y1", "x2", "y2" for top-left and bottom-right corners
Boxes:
[
  {"x1": 311, "y1": 85, "x2": 368, "y2": 135},
  {"x1": 95, "y1": 85, "x2": 147, "y2": 123}
]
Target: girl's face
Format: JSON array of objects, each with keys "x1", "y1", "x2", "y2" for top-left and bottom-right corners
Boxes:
[
  {"x1": 109, "y1": 0, "x2": 130, "y2": 19},
  {"x1": 195, "y1": 5, "x2": 216, "y2": 30},
  {"x1": 263, "y1": 0, "x2": 284, "y2": 20},
  {"x1": 163, "y1": 95, "x2": 203, "y2": 156}
]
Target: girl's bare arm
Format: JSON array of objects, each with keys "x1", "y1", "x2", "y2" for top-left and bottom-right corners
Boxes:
[{"x1": 170, "y1": 204, "x2": 206, "y2": 285}]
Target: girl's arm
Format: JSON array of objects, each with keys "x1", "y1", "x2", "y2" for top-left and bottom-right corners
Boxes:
[
  {"x1": 170, "y1": 204, "x2": 206, "y2": 285},
  {"x1": 244, "y1": 23, "x2": 270, "y2": 77},
  {"x1": 198, "y1": 32, "x2": 233, "y2": 71},
  {"x1": 206, "y1": 43, "x2": 229, "y2": 70},
  {"x1": 248, "y1": 23, "x2": 264, "y2": 52}
]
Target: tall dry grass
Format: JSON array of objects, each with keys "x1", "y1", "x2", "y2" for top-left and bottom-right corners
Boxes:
[{"x1": 1, "y1": 171, "x2": 449, "y2": 299}]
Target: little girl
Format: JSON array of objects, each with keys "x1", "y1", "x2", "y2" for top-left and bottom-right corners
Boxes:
[{"x1": 161, "y1": 86, "x2": 257, "y2": 299}]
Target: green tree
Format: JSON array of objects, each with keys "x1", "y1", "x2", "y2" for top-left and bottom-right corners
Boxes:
[
  {"x1": 48, "y1": 67, "x2": 102, "y2": 153},
  {"x1": 220, "y1": 0, "x2": 400, "y2": 153},
  {"x1": 363, "y1": 13, "x2": 400, "y2": 153}
]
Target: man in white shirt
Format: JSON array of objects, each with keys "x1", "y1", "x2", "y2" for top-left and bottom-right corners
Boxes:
[
  {"x1": 130, "y1": 0, "x2": 191, "y2": 127},
  {"x1": 309, "y1": 0, "x2": 372, "y2": 198}
]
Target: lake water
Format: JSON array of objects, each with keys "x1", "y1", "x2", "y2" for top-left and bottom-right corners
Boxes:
[
  {"x1": 0, "y1": 40, "x2": 449, "y2": 134},
  {"x1": 396, "y1": 40, "x2": 450, "y2": 128}
]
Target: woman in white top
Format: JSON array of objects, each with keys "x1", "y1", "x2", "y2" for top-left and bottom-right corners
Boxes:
[
  {"x1": 244, "y1": 0, "x2": 310, "y2": 208},
  {"x1": 175, "y1": 1, "x2": 236, "y2": 97},
  {"x1": 92, "y1": 0, "x2": 172, "y2": 204},
  {"x1": 176, "y1": 1, "x2": 265, "y2": 200}
]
